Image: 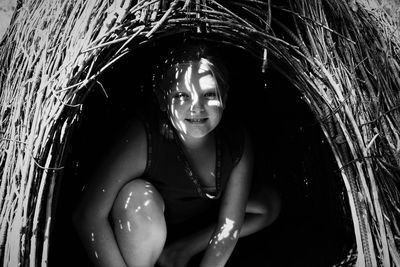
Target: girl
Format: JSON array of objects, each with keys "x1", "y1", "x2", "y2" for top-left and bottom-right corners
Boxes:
[{"x1": 73, "y1": 41, "x2": 280, "y2": 267}]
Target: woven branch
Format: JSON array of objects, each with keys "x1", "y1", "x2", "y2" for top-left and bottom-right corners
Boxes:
[{"x1": 0, "y1": 0, "x2": 399, "y2": 266}]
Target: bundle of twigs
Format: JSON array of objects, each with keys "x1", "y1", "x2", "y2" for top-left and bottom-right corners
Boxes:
[
  {"x1": 272, "y1": 0, "x2": 400, "y2": 266},
  {"x1": 0, "y1": 0, "x2": 399, "y2": 266}
]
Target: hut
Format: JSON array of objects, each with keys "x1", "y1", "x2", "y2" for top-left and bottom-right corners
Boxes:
[{"x1": 0, "y1": 0, "x2": 399, "y2": 266}]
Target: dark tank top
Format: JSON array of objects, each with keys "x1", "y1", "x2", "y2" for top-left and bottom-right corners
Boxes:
[{"x1": 141, "y1": 115, "x2": 244, "y2": 228}]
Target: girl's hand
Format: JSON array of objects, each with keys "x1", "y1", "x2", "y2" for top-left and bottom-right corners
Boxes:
[{"x1": 158, "y1": 241, "x2": 195, "y2": 267}]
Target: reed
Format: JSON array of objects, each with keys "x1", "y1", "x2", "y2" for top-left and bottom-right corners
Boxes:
[{"x1": 0, "y1": 0, "x2": 399, "y2": 266}]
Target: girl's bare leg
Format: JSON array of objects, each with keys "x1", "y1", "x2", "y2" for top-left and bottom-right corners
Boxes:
[
  {"x1": 242, "y1": 183, "x2": 281, "y2": 237},
  {"x1": 111, "y1": 179, "x2": 166, "y2": 267}
]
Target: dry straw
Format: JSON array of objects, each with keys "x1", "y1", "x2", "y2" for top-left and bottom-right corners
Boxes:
[{"x1": 0, "y1": 0, "x2": 399, "y2": 266}]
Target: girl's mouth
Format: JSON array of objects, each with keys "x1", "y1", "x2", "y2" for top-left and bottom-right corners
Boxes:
[{"x1": 185, "y1": 118, "x2": 208, "y2": 124}]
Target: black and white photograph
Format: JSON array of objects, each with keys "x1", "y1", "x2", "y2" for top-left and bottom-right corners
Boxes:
[{"x1": 0, "y1": 0, "x2": 399, "y2": 266}]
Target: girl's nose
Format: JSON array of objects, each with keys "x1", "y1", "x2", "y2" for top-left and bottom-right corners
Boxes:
[{"x1": 190, "y1": 97, "x2": 205, "y2": 113}]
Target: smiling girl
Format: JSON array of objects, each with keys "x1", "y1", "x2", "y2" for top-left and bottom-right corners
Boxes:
[{"x1": 73, "y1": 41, "x2": 280, "y2": 267}]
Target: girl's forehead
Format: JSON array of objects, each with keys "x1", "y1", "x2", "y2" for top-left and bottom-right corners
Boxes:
[
  {"x1": 169, "y1": 61, "x2": 217, "y2": 89},
  {"x1": 199, "y1": 74, "x2": 217, "y2": 88},
  {"x1": 198, "y1": 59, "x2": 211, "y2": 73},
  {"x1": 172, "y1": 73, "x2": 217, "y2": 93}
]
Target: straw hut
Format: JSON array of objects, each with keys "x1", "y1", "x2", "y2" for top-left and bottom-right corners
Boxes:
[{"x1": 0, "y1": 0, "x2": 399, "y2": 266}]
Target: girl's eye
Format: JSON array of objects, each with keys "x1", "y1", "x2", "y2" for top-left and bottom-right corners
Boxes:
[
  {"x1": 204, "y1": 92, "x2": 217, "y2": 99},
  {"x1": 173, "y1": 92, "x2": 189, "y2": 100}
]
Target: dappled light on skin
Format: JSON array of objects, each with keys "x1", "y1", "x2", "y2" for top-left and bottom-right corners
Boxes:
[
  {"x1": 165, "y1": 59, "x2": 224, "y2": 143},
  {"x1": 207, "y1": 99, "x2": 221, "y2": 107},
  {"x1": 112, "y1": 183, "x2": 158, "y2": 233},
  {"x1": 184, "y1": 65, "x2": 194, "y2": 101},
  {"x1": 115, "y1": 218, "x2": 134, "y2": 232},
  {"x1": 90, "y1": 232, "x2": 99, "y2": 260},
  {"x1": 144, "y1": 182, "x2": 154, "y2": 193},
  {"x1": 132, "y1": 190, "x2": 154, "y2": 214},
  {"x1": 209, "y1": 218, "x2": 239, "y2": 257},
  {"x1": 124, "y1": 191, "x2": 133, "y2": 209}
]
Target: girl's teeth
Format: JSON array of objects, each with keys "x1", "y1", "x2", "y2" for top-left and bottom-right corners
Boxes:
[{"x1": 187, "y1": 118, "x2": 206, "y2": 122}]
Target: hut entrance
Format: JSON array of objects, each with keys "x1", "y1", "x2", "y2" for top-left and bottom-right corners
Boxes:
[
  {"x1": 1, "y1": 0, "x2": 399, "y2": 266},
  {"x1": 48, "y1": 37, "x2": 354, "y2": 267}
]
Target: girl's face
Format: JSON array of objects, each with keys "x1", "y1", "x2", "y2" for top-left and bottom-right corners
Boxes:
[{"x1": 165, "y1": 59, "x2": 224, "y2": 141}]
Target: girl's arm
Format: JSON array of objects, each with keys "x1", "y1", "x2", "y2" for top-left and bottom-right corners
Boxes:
[
  {"x1": 199, "y1": 130, "x2": 254, "y2": 267},
  {"x1": 72, "y1": 120, "x2": 148, "y2": 267}
]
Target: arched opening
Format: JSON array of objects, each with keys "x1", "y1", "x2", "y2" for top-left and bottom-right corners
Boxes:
[
  {"x1": 1, "y1": 0, "x2": 399, "y2": 266},
  {"x1": 48, "y1": 33, "x2": 354, "y2": 266}
]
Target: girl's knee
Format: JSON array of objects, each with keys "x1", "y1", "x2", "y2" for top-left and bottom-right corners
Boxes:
[
  {"x1": 112, "y1": 179, "x2": 165, "y2": 225},
  {"x1": 111, "y1": 180, "x2": 166, "y2": 265}
]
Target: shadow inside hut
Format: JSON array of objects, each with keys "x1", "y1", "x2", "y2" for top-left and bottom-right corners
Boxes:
[{"x1": 48, "y1": 40, "x2": 354, "y2": 267}]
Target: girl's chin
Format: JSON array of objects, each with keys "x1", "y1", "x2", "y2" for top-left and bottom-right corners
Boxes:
[
  {"x1": 181, "y1": 128, "x2": 211, "y2": 139},
  {"x1": 171, "y1": 119, "x2": 218, "y2": 139}
]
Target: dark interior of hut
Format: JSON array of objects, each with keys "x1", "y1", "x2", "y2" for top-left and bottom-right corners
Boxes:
[{"x1": 49, "y1": 32, "x2": 355, "y2": 267}]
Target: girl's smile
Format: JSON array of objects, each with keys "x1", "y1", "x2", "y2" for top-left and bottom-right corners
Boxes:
[{"x1": 185, "y1": 118, "x2": 208, "y2": 123}]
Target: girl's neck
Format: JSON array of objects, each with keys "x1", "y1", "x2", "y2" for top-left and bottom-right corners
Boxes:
[{"x1": 178, "y1": 132, "x2": 214, "y2": 151}]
